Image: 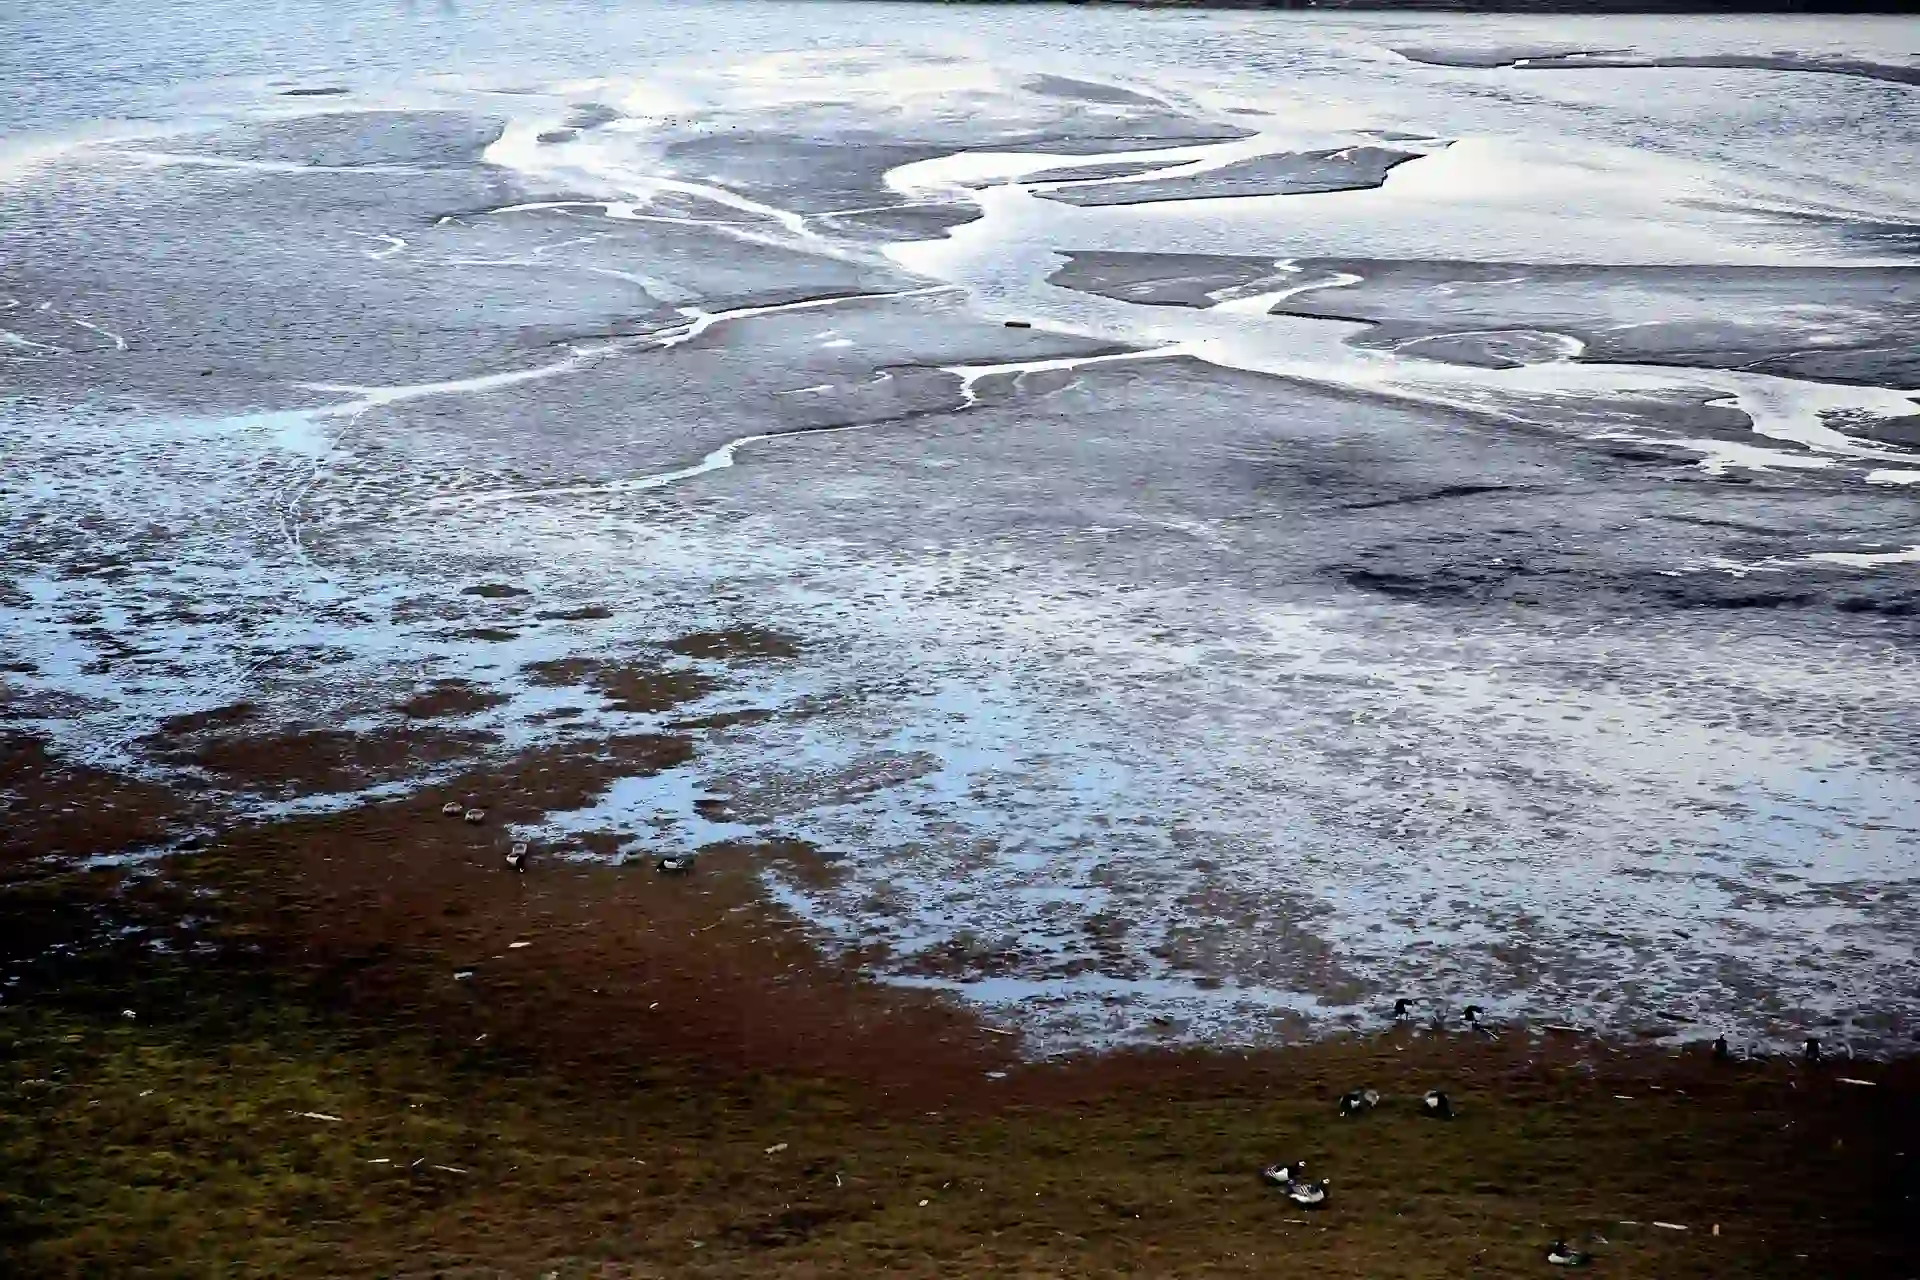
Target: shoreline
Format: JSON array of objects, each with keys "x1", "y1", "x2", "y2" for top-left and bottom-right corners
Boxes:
[
  {"x1": 6, "y1": 634, "x2": 1903, "y2": 1063},
  {"x1": 5, "y1": 718, "x2": 1916, "y2": 1275}
]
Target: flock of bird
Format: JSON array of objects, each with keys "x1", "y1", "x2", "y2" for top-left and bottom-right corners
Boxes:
[
  {"x1": 1252, "y1": 992, "x2": 1841, "y2": 1268},
  {"x1": 1258, "y1": 1087, "x2": 1474, "y2": 1222},
  {"x1": 436, "y1": 801, "x2": 1845, "y2": 1268},
  {"x1": 437, "y1": 800, "x2": 694, "y2": 876},
  {"x1": 1263, "y1": 1060, "x2": 1589, "y2": 1265}
]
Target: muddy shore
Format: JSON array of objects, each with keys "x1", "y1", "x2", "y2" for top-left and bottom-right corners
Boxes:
[{"x1": 4, "y1": 715, "x2": 1914, "y2": 1278}]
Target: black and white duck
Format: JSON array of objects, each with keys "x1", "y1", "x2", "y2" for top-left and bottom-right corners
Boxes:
[
  {"x1": 506, "y1": 842, "x2": 528, "y2": 873},
  {"x1": 1462, "y1": 1004, "x2": 1485, "y2": 1027},
  {"x1": 1421, "y1": 1089, "x2": 1453, "y2": 1119},
  {"x1": 1546, "y1": 1240, "x2": 1592, "y2": 1267},
  {"x1": 1337, "y1": 1088, "x2": 1380, "y2": 1117},
  {"x1": 1285, "y1": 1178, "x2": 1329, "y2": 1209},
  {"x1": 1260, "y1": 1159, "x2": 1306, "y2": 1189},
  {"x1": 1392, "y1": 997, "x2": 1415, "y2": 1021},
  {"x1": 1712, "y1": 1035, "x2": 1731, "y2": 1062},
  {"x1": 1804, "y1": 1037, "x2": 1822, "y2": 1063},
  {"x1": 657, "y1": 854, "x2": 695, "y2": 875},
  {"x1": 463, "y1": 807, "x2": 486, "y2": 825},
  {"x1": 440, "y1": 801, "x2": 464, "y2": 817}
]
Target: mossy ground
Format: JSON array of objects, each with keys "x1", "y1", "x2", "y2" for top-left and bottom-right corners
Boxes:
[{"x1": 5, "y1": 936, "x2": 1914, "y2": 1278}]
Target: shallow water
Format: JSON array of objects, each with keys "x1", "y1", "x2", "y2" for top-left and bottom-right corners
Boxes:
[{"x1": 3, "y1": 1, "x2": 1918, "y2": 1053}]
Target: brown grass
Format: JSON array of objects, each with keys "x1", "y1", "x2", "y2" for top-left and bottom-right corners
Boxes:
[
  {"x1": 179, "y1": 725, "x2": 501, "y2": 795},
  {"x1": 395, "y1": 681, "x2": 510, "y2": 720},
  {"x1": 0, "y1": 734, "x2": 195, "y2": 865},
  {"x1": 665, "y1": 628, "x2": 801, "y2": 661}
]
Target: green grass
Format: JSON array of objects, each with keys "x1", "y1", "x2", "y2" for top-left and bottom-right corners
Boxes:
[{"x1": 4, "y1": 960, "x2": 1912, "y2": 1279}]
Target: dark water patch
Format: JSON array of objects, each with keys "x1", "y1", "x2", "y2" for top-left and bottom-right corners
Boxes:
[
  {"x1": 1308, "y1": 443, "x2": 1920, "y2": 617},
  {"x1": 996, "y1": 126, "x2": 1253, "y2": 159},
  {"x1": 1654, "y1": 582, "x2": 1818, "y2": 610},
  {"x1": 1026, "y1": 157, "x2": 1179, "y2": 184},
  {"x1": 1397, "y1": 46, "x2": 1920, "y2": 87},
  {"x1": 1395, "y1": 45, "x2": 1631, "y2": 69},
  {"x1": 534, "y1": 604, "x2": 614, "y2": 622},
  {"x1": 1835, "y1": 592, "x2": 1916, "y2": 617},
  {"x1": 1387, "y1": 330, "x2": 1575, "y2": 369},
  {"x1": 1662, "y1": 512, "x2": 1797, "y2": 537},
  {"x1": 1024, "y1": 74, "x2": 1164, "y2": 107},
  {"x1": 812, "y1": 204, "x2": 981, "y2": 242},
  {"x1": 1341, "y1": 565, "x2": 1496, "y2": 601},
  {"x1": 563, "y1": 102, "x2": 621, "y2": 130},
  {"x1": 160, "y1": 111, "x2": 505, "y2": 169},
  {"x1": 1047, "y1": 251, "x2": 1287, "y2": 307},
  {"x1": 1053, "y1": 254, "x2": 1918, "y2": 384},
  {"x1": 1269, "y1": 259, "x2": 1920, "y2": 386},
  {"x1": 1822, "y1": 406, "x2": 1920, "y2": 450},
  {"x1": 1341, "y1": 483, "x2": 1529, "y2": 511},
  {"x1": 1700, "y1": 203, "x2": 1920, "y2": 259},
  {"x1": 1039, "y1": 146, "x2": 1422, "y2": 206},
  {"x1": 665, "y1": 133, "x2": 951, "y2": 214}
]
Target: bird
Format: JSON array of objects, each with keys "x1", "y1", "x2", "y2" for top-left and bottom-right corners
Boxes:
[
  {"x1": 1462, "y1": 1004, "x2": 1485, "y2": 1027},
  {"x1": 1712, "y1": 1035, "x2": 1731, "y2": 1062},
  {"x1": 1260, "y1": 1159, "x2": 1306, "y2": 1189},
  {"x1": 1337, "y1": 1088, "x2": 1380, "y2": 1117},
  {"x1": 463, "y1": 807, "x2": 486, "y2": 824},
  {"x1": 506, "y1": 842, "x2": 528, "y2": 873},
  {"x1": 657, "y1": 854, "x2": 695, "y2": 874},
  {"x1": 440, "y1": 801, "x2": 464, "y2": 817},
  {"x1": 1285, "y1": 1178, "x2": 1329, "y2": 1208},
  {"x1": 1421, "y1": 1089, "x2": 1453, "y2": 1119},
  {"x1": 1546, "y1": 1241, "x2": 1591, "y2": 1267},
  {"x1": 1804, "y1": 1037, "x2": 1824, "y2": 1063},
  {"x1": 1392, "y1": 997, "x2": 1415, "y2": 1020}
]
